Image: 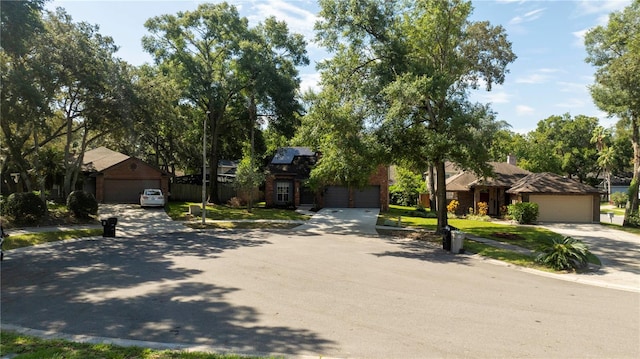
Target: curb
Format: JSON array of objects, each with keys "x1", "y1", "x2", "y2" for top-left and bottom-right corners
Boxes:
[{"x1": 0, "y1": 323, "x2": 335, "y2": 359}]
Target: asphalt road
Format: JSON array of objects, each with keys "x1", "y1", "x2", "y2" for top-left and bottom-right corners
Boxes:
[{"x1": 2, "y1": 229, "x2": 639, "y2": 358}]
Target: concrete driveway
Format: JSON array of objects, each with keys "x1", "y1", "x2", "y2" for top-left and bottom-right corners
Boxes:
[
  {"x1": 295, "y1": 208, "x2": 380, "y2": 235},
  {"x1": 539, "y1": 223, "x2": 640, "y2": 291},
  {"x1": 98, "y1": 204, "x2": 192, "y2": 237}
]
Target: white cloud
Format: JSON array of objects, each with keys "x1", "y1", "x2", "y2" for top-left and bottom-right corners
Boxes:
[
  {"x1": 557, "y1": 81, "x2": 588, "y2": 93},
  {"x1": 514, "y1": 68, "x2": 560, "y2": 84},
  {"x1": 249, "y1": 0, "x2": 318, "y2": 41},
  {"x1": 555, "y1": 98, "x2": 586, "y2": 108},
  {"x1": 575, "y1": 0, "x2": 632, "y2": 16},
  {"x1": 516, "y1": 105, "x2": 535, "y2": 116},
  {"x1": 509, "y1": 8, "x2": 545, "y2": 25},
  {"x1": 299, "y1": 72, "x2": 321, "y2": 93},
  {"x1": 515, "y1": 73, "x2": 548, "y2": 84},
  {"x1": 572, "y1": 28, "x2": 589, "y2": 47},
  {"x1": 482, "y1": 91, "x2": 511, "y2": 104}
]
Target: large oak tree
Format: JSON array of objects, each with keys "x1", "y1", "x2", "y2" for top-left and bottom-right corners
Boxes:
[
  {"x1": 143, "y1": 2, "x2": 307, "y2": 203},
  {"x1": 315, "y1": 0, "x2": 515, "y2": 229}
]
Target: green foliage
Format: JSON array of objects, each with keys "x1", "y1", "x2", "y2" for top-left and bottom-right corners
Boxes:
[
  {"x1": 624, "y1": 211, "x2": 640, "y2": 227},
  {"x1": 535, "y1": 236, "x2": 592, "y2": 271},
  {"x1": 5, "y1": 192, "x2": 46, "y2": 224},
  {"x1": 518, "y1": 114, "x2": 600, "y2": 182},
  {"x1": 66, "y1": 190, "x2": 98, "y2": 219},
  {"x1": 315, "y1": 0, "x2": 516, "y2": 231},
  {"x1": 389, "y1": 167, "x2": 425, "y2": 206},
  {"x1": 611, "y1": 191, "x2": 628, "y2": 208},
  {"x1": 507, "y1": 202, "x2": 539, "y2": 224},
  {"x1": 234, "y1": 154, "x2": 265, "y2": 193}
]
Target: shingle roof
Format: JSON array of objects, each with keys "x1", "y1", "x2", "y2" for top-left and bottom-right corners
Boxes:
[
  {"x1": 507, "y1": 172, "x2": 602, "y2": 194},
  {"x1": 271, "y1": 147, "x2": 315, "y2": 164},
  {"x1": 446, "y1": 162, "x2": 531, "y2": 191},
  {"x1": 82, "y1": 147, "x2": 130, "y2": 172}
]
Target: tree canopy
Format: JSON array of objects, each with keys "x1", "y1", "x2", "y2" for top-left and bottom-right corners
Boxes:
[
  {"x1": 313, "y1": 0, "x2": 516, "y2": 229},
  {"x1": 585, "y1": 0, "x2": 640, "y2": 225},
  {"x1": 143, "y1": 2, "x2": 308, "y2": 203}
]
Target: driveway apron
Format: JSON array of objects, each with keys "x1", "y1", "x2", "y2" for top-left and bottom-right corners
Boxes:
[
  {"x1": 98, "y1": 204, "x2": 192, "y2": 237},
  {"x1": 540, "y1": 223, "x2": 640, "y2": 291},
  {"x1": 294, "y1": 208, "x2": 380, "y2": 235}
]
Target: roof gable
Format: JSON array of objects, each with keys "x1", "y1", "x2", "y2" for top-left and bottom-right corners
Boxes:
[
  {"x1": 507, "y1": 172, "x2": 601, "y2": 194},
  {"x1": 83, "y1": 147, "x2": 130, "y2": 172},
  {"x1": 446, "y1": 162, "x2": 531, "y2": 190}
]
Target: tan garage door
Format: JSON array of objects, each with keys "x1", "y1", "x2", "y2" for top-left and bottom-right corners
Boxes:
[
  {"x1": 104, "y1": 179, "x2": 161, "y2": 203},
  {"x1": 529, "y1": 195, "x2": 593, "y2": 223}
]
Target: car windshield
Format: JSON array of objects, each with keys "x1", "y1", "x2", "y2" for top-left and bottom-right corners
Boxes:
[{"x1": 145, "y1": 190, "x2": 161, "y2": 196}]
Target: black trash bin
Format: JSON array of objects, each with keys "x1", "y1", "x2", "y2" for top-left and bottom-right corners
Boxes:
[
  {"x1": 101, "y1": 217, "x2": 118, "y2": 237},
  {"x1": 442, "y1": 225, "x2": 457, "y2": 251}
]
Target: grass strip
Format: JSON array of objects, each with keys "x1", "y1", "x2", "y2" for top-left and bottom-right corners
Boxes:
[
  {"x1": 2, "y1": 229, "x2": 103, "y2": 250},
  {"x1": 0, "y1": 330, "x2": 265, "y2": 358},
  {"x1": 166, "y1": 202, "x2": 310, "y2": 222},
  {"x1": 185, "y1": 222, "x2": 300, "y2": 230}
]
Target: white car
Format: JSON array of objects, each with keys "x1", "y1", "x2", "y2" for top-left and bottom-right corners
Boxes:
[{"x1": 140, "y1": 189, "x2": 165, "y2": 207}]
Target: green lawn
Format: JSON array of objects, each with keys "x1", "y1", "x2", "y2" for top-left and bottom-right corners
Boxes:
[
  {"x1": 166, "y1": 201, "x2": 310, "y2": 221},
  {"x1": 379, "y1": 205, "x2": 591, "y2": 269},
  {"x1": 0, "y1": 331, "x2": 263, "y2": 359},
  {"x1": 2, "y1": 229, "x2": 103, "y2": 250},
  {"x1": 380, "y1": 205, "x2": 562, "y2": 250}
]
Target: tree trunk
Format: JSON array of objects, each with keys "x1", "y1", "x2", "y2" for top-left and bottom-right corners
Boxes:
[
  {"x1": 247, "y1": 93, "x2": 257, "y2": 213},
  {"x1": 208, "y1": 111, "x2": 221, "y2": 204},
  {"x1": 428, "y1": 164, "x2": 436, "y2": 210},
  {"x1": 33, "y1": 123, "x2": 49, "y2": 220},
  {"x1": 435, "y1": 160, "x2": 448, "y2": 232},
  {"x1": 624, "y1": 115, "x2": 640, "y2": 226}
]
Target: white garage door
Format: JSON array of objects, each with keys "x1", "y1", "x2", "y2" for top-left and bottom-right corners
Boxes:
[{"x1": 529, "y1": 195, "x2": 593, "y2": 223}]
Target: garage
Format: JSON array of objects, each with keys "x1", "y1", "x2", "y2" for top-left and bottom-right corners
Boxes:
[
  {"x1": 354, "y1": 186, "x2": 380, "y2": 208},
  {"x1": 104, "y1": 179, "x2": 161, "y2": 203},
  {"x1": 530, "y1": 194, "x2": 594, "y2": 223},
  {"x1": 507, "y1": 172, "x2": 602, "y2": 224},
  {"x1": 83, "y1": 147, "x2": 169, "y2": 203},
  {"x1": 324, "y1": 186, "x2": 349, "y2": 207},
  {"x1": 324, "y1": 186, "x2": 381, "y2": 208}
]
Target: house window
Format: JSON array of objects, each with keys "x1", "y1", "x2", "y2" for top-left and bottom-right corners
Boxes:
[{"x1": 276, "y1": 181, "x2": 291, "y2": 203}]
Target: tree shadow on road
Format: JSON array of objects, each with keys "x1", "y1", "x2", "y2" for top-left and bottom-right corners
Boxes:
[
  {"x1": 371, "y1": 236, "x2": 473, "y2": 265},
  {"x1": 0, "y1": 231, "x2": 337, "y2": 357}
]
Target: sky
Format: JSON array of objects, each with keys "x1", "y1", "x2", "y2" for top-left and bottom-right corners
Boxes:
[{"x1": 45, "y1": 0, "x2": 632, "y2": 134}]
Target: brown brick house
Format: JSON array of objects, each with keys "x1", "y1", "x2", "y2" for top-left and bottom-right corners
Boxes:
[
  {"x1": 82, "y1": 147, "x2": 169, "y2": 203},
  {"x1": 445, "y1": 161, "x2": 531, "y2": 216},
  {"x1": 265, "y1": 147, "x2": 389, "y2": 210}
]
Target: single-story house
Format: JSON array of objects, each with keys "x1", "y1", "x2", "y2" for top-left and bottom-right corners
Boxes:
[
  {"x1": 265, "y1": 147, "x2": 389, "y2": 210},
  {"x1": 82, "y1": 147, "x2": 169, "y2": 203},
  {"x1": 507, "y1": 172, "x2": 602, "y2": 223},
  {"x1": 446, "y1": 161, "x2": 531, "y2": 216}
]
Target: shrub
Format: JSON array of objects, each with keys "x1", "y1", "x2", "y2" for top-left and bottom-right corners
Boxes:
[
  {"x1": 536, "y1": 236, "x2": 591, "y2": 271},
  {"x1": 5, "y1": 192, "x2": 46, "y2": 224},
  {"x1": 477, "y1": 202, "x2": 488, "y2": 216},
  {"x1": 507, "y1": 202, "x2": 539, "y2": 224},
  {"x1": 610, "y1": 192, "x2": 628, "y2": 208},
  {"x1": 447, "y1": 199, "x2": 459, "y2": 214},
  {"x1": 624, "y1": 211, "x2": 640, "y2": 227},
  {"x1": 66, "y1": 191, "x2": 98, "y2": 219},
  {"x1": 227, "y1": 197, "x2": 244, "y2": 208}
]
